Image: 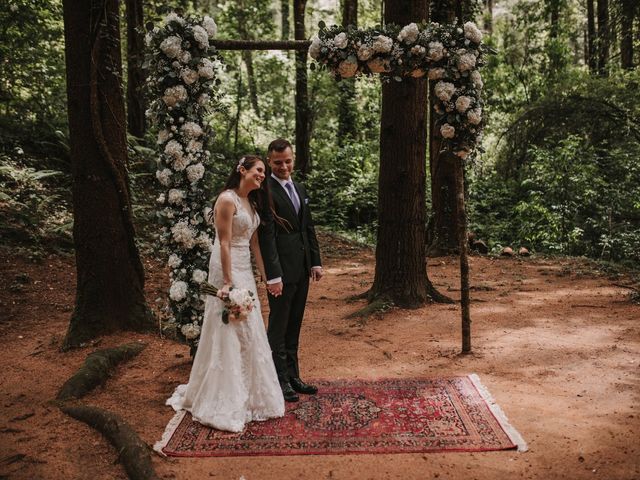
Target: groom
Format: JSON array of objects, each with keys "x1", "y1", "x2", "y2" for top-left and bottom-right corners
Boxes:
[{"x1": 259, "y1": 138, "x2": 323, "y2": 403}]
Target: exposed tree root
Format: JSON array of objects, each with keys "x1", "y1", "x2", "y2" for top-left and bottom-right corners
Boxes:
[
  {"x1": 60, "y1": 403, "x2": 159, "y2": 480},
  {"x1": 426, "y1": 279, "x2": 455, "y2": 304},
  {"x1": 346, "y1": 290, "x2": 371, "y2": 303},
  {"x1": 346, "y1": 297, "x2": 391, "y2": 319},
  {"x1": 56, "y1": 343, "x2": 160, "y2": 480},
  {"x1": 57, "y1": 343, "x2": 146, "y2": 401}
]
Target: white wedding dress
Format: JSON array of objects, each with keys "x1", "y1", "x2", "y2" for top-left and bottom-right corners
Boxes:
[{"x1": 166, "y1": 189, "x2": 285, "y2": 432}]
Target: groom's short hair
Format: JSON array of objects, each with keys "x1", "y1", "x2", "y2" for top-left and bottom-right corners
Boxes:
[{"x1": 267, "y1": 138, "x2": 293, "y2": 155}]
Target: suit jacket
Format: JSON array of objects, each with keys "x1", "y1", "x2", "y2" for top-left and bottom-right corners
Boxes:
[{"x1": 259, "y1": 176, "x2": 321, "y2": 284}]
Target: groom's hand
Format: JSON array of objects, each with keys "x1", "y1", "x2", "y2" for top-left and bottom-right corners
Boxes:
[
  {"x1": 311, "y1": 267, "x2": 323, "y2": 281},
  {"x1": 267, "y1": 281, "x2": 283, "y2": 297}
]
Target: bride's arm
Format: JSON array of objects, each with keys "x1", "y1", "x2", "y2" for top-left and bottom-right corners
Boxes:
[
  {"x1": 215, "y1": 195, "x2": 235, "y2": 292},
  {"x1": 250, "y1": 231, "x2": 267, "y2": 282}
]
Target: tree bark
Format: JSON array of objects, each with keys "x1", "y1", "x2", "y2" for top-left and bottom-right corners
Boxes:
[
  {"x1": 281, "y1": 0, "x2": 290, "y2": 40},
  {"x1": 338, "y1": 0, "x2": 358, "y2": 145},
  {"x1": 587, "y1": 0, "x2": 597, "y2": 72},
  {"x1": 484, "y1": 0, "x2": 493, "y2": 35},
  {"x1": 62, "y1": 0, "x2": 154, "y2": 348},
  {"x1": 453, "y1": 154, "x2": 471, "y2": 353},
  {"x1": 294, "y1": 0, "x2": 311, "y2": 176},
  {"x1": 125, "y1": 0, "x2": 145, "y2": 137},
  {"x1": 370, "y1": 0, "x2": 430, "y2": 308},
  {"x1": 620, "y1": 0, "x2": 635, "y2": 69},
  {"x1": 596, "y1": 0, "x2": 609, "y2": 76},
  {"x1": 427, "y1": 2, "x2": 458, "y2": 256}
]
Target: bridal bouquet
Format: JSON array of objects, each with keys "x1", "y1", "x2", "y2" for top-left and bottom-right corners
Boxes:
[{"x1": 201, "y1": 282, "x2": 255, "y2": 324}]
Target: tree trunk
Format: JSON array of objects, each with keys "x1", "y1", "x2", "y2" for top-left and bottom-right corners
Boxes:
[
  {"x1": 620, "y1": 0, "x2": 635, "y2": 69},
  {"x1": 242, "y1": 50, "x2": 261, "y2": 117},
  {"x1": 587, "y1": 0, "x2": 597, "y2": 72},
  {"x1": 453, "y1": 154, "x2": 471, "y2": 353},
  {"x1": 338, "y1": 0, "x2": 358, "y2": 145},
  {"x1": 370, "y1": 0, "x2": 430, "y2": 308},
  {"x1": 281, "y1": 0, "x2": 290, "y2": 40},
  {"x1": 427, "y1": 2, "x2": 458, "y2": 256},
  {"x1": 125, "y1": 0, "x2": 145, "y2": 137},
  {"x1": 62, "y1": 0, "x2": 154, "y2": 348},
  {"x1": 596, "y1": 0, "x2": 609, "y2": 75},
  {"x1": 484, "y1": 0, "x2": 493, "y2": 35},
  {"x1": 294, "y1": 0, "x2": 311, "y2": 176}
]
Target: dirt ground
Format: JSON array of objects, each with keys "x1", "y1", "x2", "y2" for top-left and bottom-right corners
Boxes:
[{"x1": 0, "y1": 234, "x2": 639, "y2": 480}]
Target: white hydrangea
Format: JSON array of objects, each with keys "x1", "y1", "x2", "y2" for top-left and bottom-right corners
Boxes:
[
  {"x1": 464, "y1": 22, "x2": 483, "y2": 44},
  {"x1": 157, "y1": 129, "x2": 171, "y2": 144},
  {"x1": 156, "y1": 168, "x2": 172, "y2": 186},
  {"x1": 455, "y1": 95, "x2": 473, "y2": 113},
  {"x1": 337, "y1": 58, "x2": 358, "y2": 78},
  {"x1": 467, "y1": 108, "x2": 482, "y2": 125},
  {"x1": 398, "y1": 23, "x2": 419, "y2": 44},
  {"x1": 457, "y1": 52, "x2": 477, "y2": 72},
  {"x1": 168, "y1": 253, "x2": 182, "y2": 268},
  {"x1": 179, "y1": 50, "x2": 191, "y2": 64},
  {"x1": 357, "y1": 44, "x2": 374, "y2": 61},
  {"x1": 160, "y1": 36, "x2": 182, "y2": 59},
  {"x1": 164, "y1": 140, "x2": 183, "y2": 158},
  {"x1": 202, "y1": 16, "x2": 217, "y2": 37},
  {"x1": 162, "y1": 85, "x2": 188, "y2": 107},
  {"x1": 308, "y1": 35, "x2": 322, "y2": 59},
  {"x1": 470, "y1": 70, "x2": 483, "y2": 90},
  {"x1": 196, "y1": 233, "x2": 213, "y2": 250},
  {"x1": 181, "y1": 122, "x2": 203, "y2": 138},
  {"x1": 372, "y1": 35, "x2": 393, "y2": 53},
  {"x1": 193, "y1": 25, "x2": 209, "y2": 49},
  {"x1": 334, "y1": 32, "x2": 348, "y2": 49},
  {"x1": 186, "y1": 163, "x2": 205, "y2": 183},
  {"x1": 168, "y1": 188, "x2": 185, "y2": 205},
  {"x1": 169, "y1": 280, "x2": 188, "y2": 301},
  {"x1": 198, "y1": 93, "x2": 210, "y2": 106},
  {"x1": 157, "y1": 193, "x2": 166, "y2": 204},
  {"x1": 164, "y1": 12, "x2": 186, "y2": 26},
  {"x1": 171, "y1": 221, "x2": 197, "y2": 249},
  {"x1": 192, "y1": 269, "x2": 208, "y2": 284},
  {"x1": 410, "y1": 45, "x2": 426, "y2": 56},
  {"x1": 428, "y1": 68, "x2": 446, "y2": 80},
  {"x1": 440, "y1": 123, "x2": 456, "y2": 139},
  {"x1": 367, "y1": 57, "x2": 391, "y2": 73},
  {"x1": 173, "y1": 155, "x2": 191, "y2": 171},
  {"x1": 181, "y1": 323, "x2": 201, "y2": 340},
  {"x1": 428, "y1": 41, "x2": 445, "y2": 61},
  {"x1": 180, "y1": 68, "x2": 199, "y2": 85},
  {"x1": 198, "y1": 58, "x2": 215, "y2": 79},
  {"x1": 186, "y1": 139, "x2": 203, "y2": 153},
  {"x1": 434, "y1": 81, "x2": 456, "y2": 102}
]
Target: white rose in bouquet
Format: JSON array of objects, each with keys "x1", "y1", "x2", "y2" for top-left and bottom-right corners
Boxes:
[
  {"x1": 470, "y1": 70, "x2": 483, "y2": 90},
  {"x1": 156, "y1": 168, "x2": 172, "y2": 186},
  {"x1": 428, "y1": 68, "x2": 446, "y2": 80},
  {"x1": 428, "y1": 41, "x2": 445, "y2": 61},
  {"x1": 192, "y1": 269, "x2": 208, "y2": 284},
  {"x1": 334, "y1": 32, "x2": 349, "y2": 49},
  {"x1": 440, "y1": 123, "x2": 456, "y2": 139},
  {"x1": 455, "y1": 95, "x2": 473, "y2": 113},
  {"x1": 169, "y1": 280, "x2": 188, "y2": 301},
  {"x1": 464, "y1": 22, "x2": 483, "y2": 44},
  {"x1": 180, "y1": 68, "x2": 199, "y2": 85},
  {"x1": 186, "y1": 163, "x2": 205, "y2": 183},
  {"x1": 372, "y1": 35, "x2": 393, "y2": 53},
  {"x1": 193, "y1": 25, "x2": 209, "y2": 49},
  {"x1": 398, "y1": 23, "x2": 420, "y2": 44},
  {"x1": 357, "y1": 44, "x2": 374, "y2": 61},
  {"x1": 202, "y1": 16, "x2": 217, "y2": 37},
  {"x1": 467, "y1": 108, "x2": 482, "y2": 125},
  {"x1": 434, "y1": 81, "x2": 455, "y2": 102},
  {"x1": 160, "y1": 36, "x2": 182, "y2": 59}
]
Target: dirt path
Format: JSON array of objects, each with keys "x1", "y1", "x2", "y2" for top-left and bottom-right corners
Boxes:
[{"x1": 0, "y1": 237, "x2": 638, "y2": 480}]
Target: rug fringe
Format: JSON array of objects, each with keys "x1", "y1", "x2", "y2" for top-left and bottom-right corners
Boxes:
[
  {"x1": 468, "y1": 374, "x2": 528, "y2": 452},
  {"x1": 153, "y1": 410, "x2": 186, "y2": 457}
]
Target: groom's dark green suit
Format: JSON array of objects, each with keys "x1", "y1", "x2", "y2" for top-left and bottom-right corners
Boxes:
[{"x1": 258, "y1": 175, "x2": 321, "y2": 384}]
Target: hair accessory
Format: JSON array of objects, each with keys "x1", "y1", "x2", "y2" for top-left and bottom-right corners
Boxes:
[{"x1": 236, "y1": 157, "x2": 246, "y2": 172}]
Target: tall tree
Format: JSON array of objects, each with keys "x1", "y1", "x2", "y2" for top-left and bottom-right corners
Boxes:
[
  {"x1": 370, "y1": 0, "x2": 430, "y2": 307},
  {"x1": 281, "y1": 0, "x2": 290, "y2": 40},
  {"x1": 597, "y1": 0, "x2": 609, "y2": 75},
  {"x1": 620, "y1": 0, "x2": 636, "y2": 69},
  {"x1": 125, "y1": 0, "x2": 146, "y2": 137},
  {"x1": 294, "y1": 0, "x2": 311, "y2": 176},
  {"x1": 587, "y1": 0, "x2": 597, "y2": 72},
  {"x1": 62, "y1": 0, "x2": 154, "y2": 348},
  {"x1": 337, "y1": 0, "x2": 358, "y2": 145},
  {"x1": 427, "y1": 1, "x2": 458, "y2": 256}
]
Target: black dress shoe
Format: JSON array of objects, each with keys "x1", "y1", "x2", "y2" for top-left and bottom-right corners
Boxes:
[
  {"x1": 290, "y1": 377, "x2": 318, "y2": 395},
  {"x1": 280, "y1": 382, "x2": 299, "y2": 402}
]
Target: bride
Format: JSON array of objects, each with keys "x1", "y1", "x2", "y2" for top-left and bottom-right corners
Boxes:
[{"x1": 166, "y1": 155, "x2": 285, "y2": 432}]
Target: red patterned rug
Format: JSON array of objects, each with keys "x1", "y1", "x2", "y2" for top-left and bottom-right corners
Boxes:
[{"x1": 155, "y1": 375, "x2": 526, "y2": 457}]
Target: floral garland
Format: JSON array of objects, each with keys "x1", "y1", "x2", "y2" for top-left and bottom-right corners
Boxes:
[
  {"x1": 309, "y1": 21, "x2": 486, "y2": 158},
  {"x1": 145, "y1": 12, "x2": 222, "y2": 349}
]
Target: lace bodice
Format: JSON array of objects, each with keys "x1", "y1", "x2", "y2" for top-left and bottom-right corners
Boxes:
[{"x1": 213, "y1": 190, "x2": 259, "y2": 247}]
